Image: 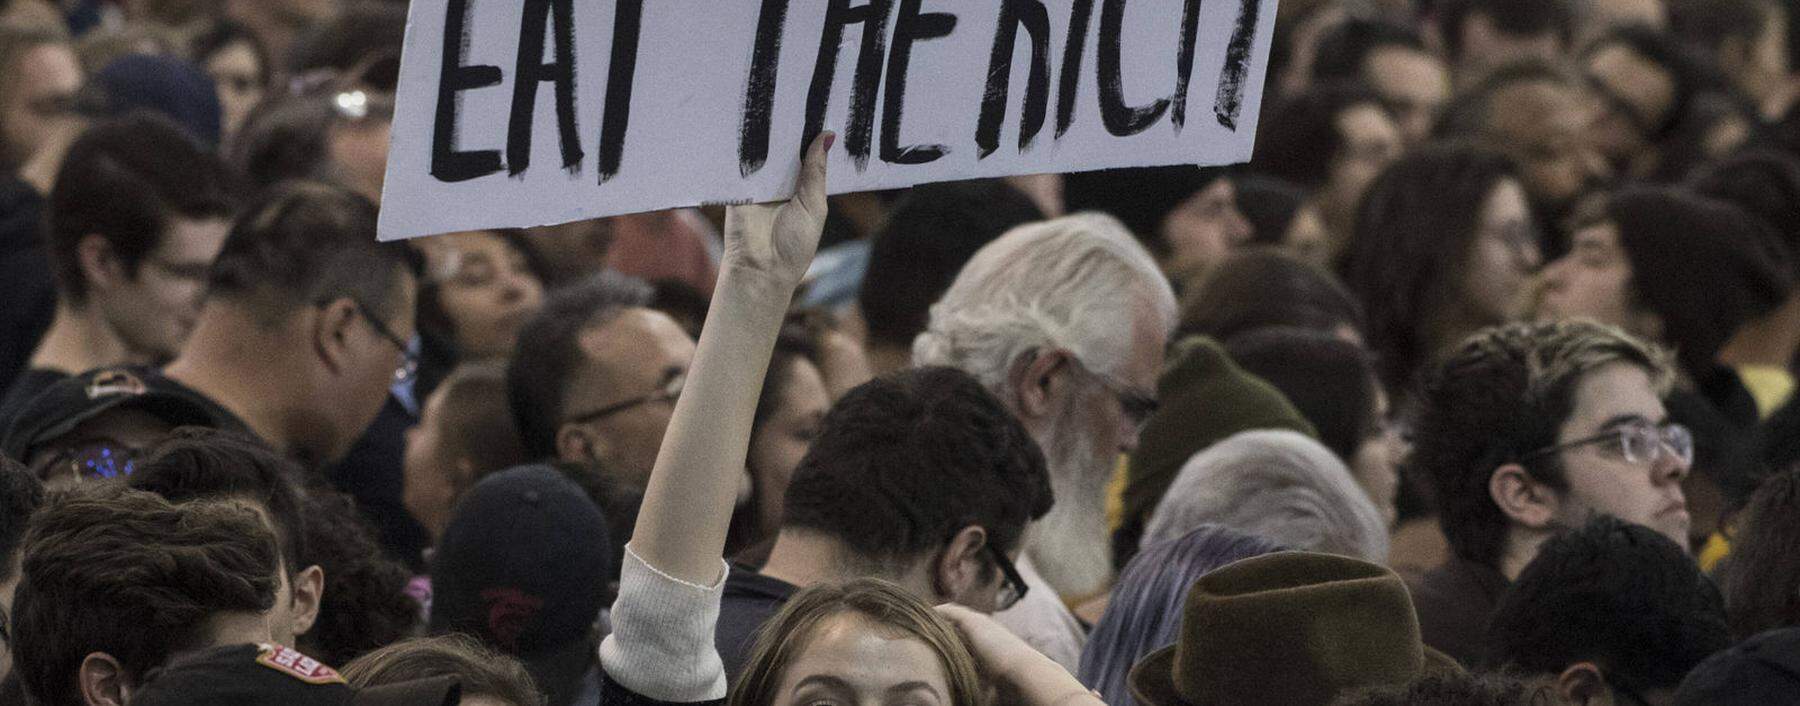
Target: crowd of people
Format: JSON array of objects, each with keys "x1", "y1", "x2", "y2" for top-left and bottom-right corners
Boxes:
[{"x1": 4, "y1": 0, "x2": 1800, "y2": 704}]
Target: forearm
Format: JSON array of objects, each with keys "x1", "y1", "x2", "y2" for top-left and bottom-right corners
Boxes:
[
  {"x1": 631, "y1": 266, "x2": 795, "y2": 584},
  {"x1": 1004, "y1": 657, "x2": 1107, "y2": 706}
]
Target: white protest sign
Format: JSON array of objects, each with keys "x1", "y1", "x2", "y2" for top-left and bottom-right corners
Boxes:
[{"x1": 378, "y1": 0, "x2": 1278, "y2": 241}]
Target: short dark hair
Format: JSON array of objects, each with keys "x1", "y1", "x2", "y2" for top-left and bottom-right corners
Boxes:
[
  {"x1": 295, "y1": 488, "x2": 421, "y2": 667},
  {"x1": 1334, "y1": 673, "x2": 1544, "y2": 706},
  {"x1": 1224, "y1": 327, "x2": 1380, "y2": 463},
  {"x1": 1437, "y1": 0, "x2": 1574, "y2": 61},
  {"x1": 128, "y1": 427, "x2": 309, "y2": 578},
  {"x1": 206, "y1": 180, "x2": 421, "y2": 326},
  {"x1": 12, "y1": 485, "x2": 279, "y2": 706},
  {"x1": 0, "y1": 455, "x2": 44, "y2": 585},
  {"x1": 858, "y1": 180, "x2": 1045, "y2": 349},
  {"x1": 1487, "y1": 517, "x2": 1730, "y2": 691},
  {"x1": 781, "y1": 367, "x2": 1052, "y2": 568},
  {"x1": 1177, "y1": 247, "x2": 1367, "y2": 343},
  {"x1": 1435, "y1": 59, "x2": 1577, "y2": 140},
  {"x1": 46, "y1": 113, "x2": 235, "y2": 304},
  {"x1": 342, "y1": 635, "x2": 543, "y2": 706},
  {"x1": 1343, "y1": 143, "x2": 1521, "y2": 395},
  {"x1": 1413, "y1": 321, "x2": 1671, "y2": 568},
  {"x1": 427, "y1": 362, "x2": 529, "y2": 479},
  {"x1": 190, "y1": 19, "x2": 269, "y2": 87},
  {"x1": 1252, "y1": 82, "x2": 1384, "y2": 189},
  {"x1": 1689, "y1": 150, "x2": 1800, "y2": 280},
  {"x1": 1720, "y1": 469, "x2": 1800, "y2": 640},
  {"x1": 506, "y1": 272, "x2": 654, "y2": 459},
  {"x1": 1311, "y1": 19, "x2": 1428, "y2": 84},
  {"x1": 1583, "y1": 24, "x2": 1707, "y2": 139}
]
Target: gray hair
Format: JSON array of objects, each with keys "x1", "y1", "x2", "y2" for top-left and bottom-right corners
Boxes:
[
  {"x1": 1142, "y1": 429, "x2": 1389, "y2": 561},
  {"x1": 911, "y1": 212, "x2": 1176, "y2": 400}
]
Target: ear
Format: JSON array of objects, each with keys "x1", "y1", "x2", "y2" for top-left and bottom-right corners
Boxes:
[
  {"x1": 554, "y1": 423, "x2": 607, "y2": 466},
  {"x1": 1555, "y1": 663, "x2": 1617, "y2": 706},
  {"x1": 932, "y1": 525, "x2": 990, "y2": 606},
  {"x1": 77, "y1": 652, "x2": 131, "y2": 706},
  {"x1": 312, "y1": 297, "x2": 359, "y2": 376},
  {"x1": 452, "y1": 456, "x2": 480, "y2": 492},
  {"x1": 1008, "y1": 348, "x2": 1074, "y2": 424},
  {"x1": 288, "y1": 565, "x2": 325, "y2": 637},
  {"x1": 1489, "y1": 462, "x2": 1560, "y2": 530},
  {"x1": 75, "y1": 234, "x2": 126, "y2": 294}
]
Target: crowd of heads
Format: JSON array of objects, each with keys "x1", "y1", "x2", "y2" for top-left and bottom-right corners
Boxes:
[{"x1": 4, "y1": 0, "x2": 1800, "y2": 704}]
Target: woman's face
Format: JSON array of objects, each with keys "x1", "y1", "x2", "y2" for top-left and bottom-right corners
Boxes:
[
  {"x1": 428, "y1": 231, "x2": 545, "y2": 360},
  {"x1": 750, "y1": 357, "x2": 830, "y2": 537},
  {"x1": 1537, "y1": 219, "x2": 1639, "y2": 329},
  {"x1": 1459, "y1": 178, "x2": 1541, "y2": 323},
  {"x1": 205, "y1": 40, "x2": 265, "y2": 140},
  {"x1": 1321, "y1": 103, "x2": 1402, "y2": 238},
  {"x1": 774, "y1": 612, "x2": 953, "y2": 706}
]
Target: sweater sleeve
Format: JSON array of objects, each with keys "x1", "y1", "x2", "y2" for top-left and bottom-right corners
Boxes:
[{"x1": 598, "y1": 544, "x2": 731, "y2": 703}]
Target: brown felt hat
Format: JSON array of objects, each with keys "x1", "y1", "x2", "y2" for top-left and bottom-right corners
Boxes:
[{"x1": 1128, "y1": 552, "x2": 1460, "y2": 706}]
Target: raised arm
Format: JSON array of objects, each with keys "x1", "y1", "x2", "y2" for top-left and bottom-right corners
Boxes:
[{"x1": 630, "y1": 131, "x2": 832, "y2": 585}]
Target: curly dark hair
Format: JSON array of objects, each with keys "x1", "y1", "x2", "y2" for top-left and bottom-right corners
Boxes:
[
  {"x1": 1720, "y1": 469, "x2": 1800, "y2": 640},
  {"x1": 1486, "y1": 517, "x2": 1730, "y2": 691},
  {"x1": 12, "y1": 486, "x2": 278, "y2": 706},
  {"x1": 294, "y1": 489, "x2": 421, "y2": 667},
  {"x1": 782, "y1": 367, "x2": 1052, "y2": 570}
]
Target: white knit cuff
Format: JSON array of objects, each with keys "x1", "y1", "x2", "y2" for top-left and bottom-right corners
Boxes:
[{"x1": 597, "y1": 544, "x2": 731, "y2": 702}]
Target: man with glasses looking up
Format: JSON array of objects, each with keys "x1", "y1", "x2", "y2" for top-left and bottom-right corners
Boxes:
[
  {"x1": 0, "y1": 113, "x2": 235, "y2": 430},
  {"x1": 505, "y1": 271, "x2": 694, "y2": 490},
  {"x1": 158, "y1": 180, "x2": 421, "y2": 470},
  {"x1": 914, "y1": 212, "x2": 1176, "y2": 670},
  {"x1": 1405, "y1": 319, "x2": 1693, "y2": 667}
]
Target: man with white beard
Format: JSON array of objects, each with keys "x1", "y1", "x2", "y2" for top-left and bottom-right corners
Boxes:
[{"x1": 914, "y1": 212, "x2": 1176, "y2": 669}]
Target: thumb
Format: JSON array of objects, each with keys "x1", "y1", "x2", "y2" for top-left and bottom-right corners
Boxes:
[{"x1": 793, "y1": 131, "x2": 833, "y2": 221}]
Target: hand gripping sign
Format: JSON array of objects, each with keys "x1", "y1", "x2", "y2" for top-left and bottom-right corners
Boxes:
[{"x1": 378, "y1": 0, "x2": 1278, "y2": 241}]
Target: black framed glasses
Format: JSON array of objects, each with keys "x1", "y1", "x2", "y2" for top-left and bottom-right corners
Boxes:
[
  {"x1": 565, "y1": 369, "x2": 686, "y2": 426},
  {"x1": 343, "y1": 299, "x2": 419, "y2": 384},
  {"x1": 985, "y1": 539, "x2": 1029, "y2": 611},
  {"x1": 1067, "y1": 356, "x2": 1158, "y2": 430},
  {"x1": 1522, "y1": 421, "x2": 1693, "y2": 468}
]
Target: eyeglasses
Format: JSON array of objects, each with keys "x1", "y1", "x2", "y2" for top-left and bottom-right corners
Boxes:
[
  {"x1": 36, "y1": 439, "x2": 141, "y2": 482},
  {"x1": 1522, "y1": 421, "x2": 1693, "y2": 468},
  {"x1": 1066, "y1": 356, "x2": 1159, "y2": 430},
  {"x1": 345, "y1": 299, "x2": 419, "y2": 384},
  {"x1": 564, "y1": 369, "x2": 686, "y2": 425},
  {"x1": 984, "y1": 539, "x2": 1029, "y2": 611}
]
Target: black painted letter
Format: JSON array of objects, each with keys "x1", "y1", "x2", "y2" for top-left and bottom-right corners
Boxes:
[
  {"x1": 1096, "y1": 0, "x2": 1170, "y2": 136},
  {"x1": 508, "y1": 0, "x2": 583, "y2": 176},
  {"x1": 803, "y1": 0, "x2": 894, "y2": 170},
  {"x1": 597, "y1": 0, "x2": 645, "y2": 183},
  {"x1": 880, "y1": 0, "x2": 954, "y2": 164},
  {"x1": 1054, "y1": 0, "x2": 1095, "y2": 138},
  {"x1": 975, "y1": 0, "x2": 1050, "y2": 157},
  {"x1": 1213, "y1": 0, "x2": 1260, "y2": 130},
  {"x1": 431, "y1": 0, "x2": 503, "y2": 182},
  {"x1": 738, "y1": 0, "x2": 792, "y2": 176}
]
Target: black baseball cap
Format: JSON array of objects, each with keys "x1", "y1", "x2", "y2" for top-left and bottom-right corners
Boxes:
[
  {"x1": 429, "y1": 464, "x2": 612, "y2": 705},
  {"x1": 0, "y1": 368, "x2": 218, "y2": 462},
  {"x1": 1674, "y1": 627, "x2": 1800, "y2": 706},
  {"x1": 132, "y1": 643, "x2": 460, "y2": 706}
]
